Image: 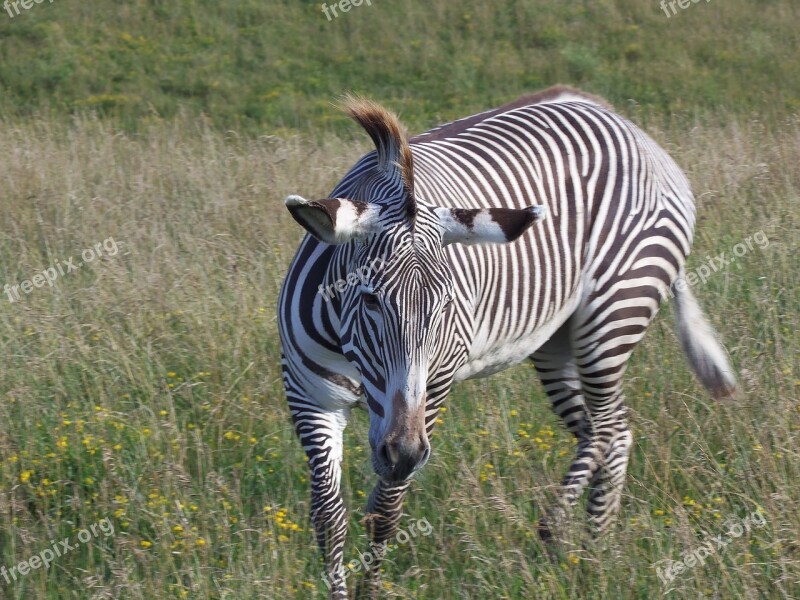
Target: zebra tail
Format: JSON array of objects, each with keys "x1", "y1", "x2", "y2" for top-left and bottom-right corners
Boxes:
[{"x1": 672, "y1": 271, "x2": 737, "y2": 399}]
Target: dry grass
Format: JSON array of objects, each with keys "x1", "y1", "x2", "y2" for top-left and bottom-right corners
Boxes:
[{"x1": 0, "y1": 112, "x2": 797, "y2": 598}]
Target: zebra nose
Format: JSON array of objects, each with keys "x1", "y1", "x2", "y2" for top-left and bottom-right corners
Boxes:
[{"x1": 377, "y1": 436, "x2": 430, "y2": 481}]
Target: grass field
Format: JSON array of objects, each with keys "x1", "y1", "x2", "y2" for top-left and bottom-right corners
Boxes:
[
  {"x1": 1, "y1": 0, "x2": 799, "y2": 132},
  {"x1": 0, "y1": 0, "x2": 798, "y2": 599}
]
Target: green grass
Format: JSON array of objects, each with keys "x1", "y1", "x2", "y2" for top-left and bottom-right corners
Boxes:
[
  {"x1": 0, "y1": 0, "x2": 798, "y2": 133},
  {"x1": 0, "y1": 0, "x2": 798, "y2": 597}
]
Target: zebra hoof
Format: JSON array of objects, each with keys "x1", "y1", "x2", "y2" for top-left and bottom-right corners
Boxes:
[
  {"x1": 538, "y1": 504, "x2": 569, "y2": 541},
  {"x1": 354, "y1": 575, "x2": 381, "y2": 600},
  {"x1": 537, "y1": 504, "x2": 586, "y2": 558},
  {"x1": 537, "y1": 515, "x2": 556, "y2": 544}
]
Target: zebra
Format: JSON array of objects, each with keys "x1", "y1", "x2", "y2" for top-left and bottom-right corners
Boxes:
[{"x1": 278, "y1": 86, "x2": 736, "y2": 598}]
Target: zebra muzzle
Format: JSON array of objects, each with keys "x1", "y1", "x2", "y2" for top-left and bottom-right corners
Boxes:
[{"x1": 374, "y1": 391, "x2": 430, "y2": 481}]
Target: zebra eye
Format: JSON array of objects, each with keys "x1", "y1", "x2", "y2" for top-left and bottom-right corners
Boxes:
[
  {"x1": 442, "y1": 292, "x2": 454, "y2": 309},
  {"x1": 362, "y1": 292, "x2": 380, "y2": 311}
]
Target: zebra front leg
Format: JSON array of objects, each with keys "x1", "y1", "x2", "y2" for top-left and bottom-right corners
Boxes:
[
  {"x1": 353, "y1": 383, "x2": 449, "y2": 597},
  {"x1": 292, "y1": 405, "x2": 350, "y2": 599},
  {"x1": 354, "y1": 478, "x2": 411, "y2": 600}
]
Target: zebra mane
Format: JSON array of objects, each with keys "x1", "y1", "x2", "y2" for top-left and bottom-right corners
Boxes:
[
  {"x1": 341, "y1": 95, "x2": 416, "y2": 220},
  {"x1": 504, "y1": 85, "x2": 614, "y2": 111}
]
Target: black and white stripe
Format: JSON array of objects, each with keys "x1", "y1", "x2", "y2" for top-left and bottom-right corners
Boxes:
[{"x1": 279, "y1": 87, "x2": 736, "y2": 598}]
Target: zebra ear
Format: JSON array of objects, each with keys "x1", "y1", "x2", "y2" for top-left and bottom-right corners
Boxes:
[
  {"x1": 285, "y1": 195, "x2": 382, "y2": 244},
  {"x1": 435, "y1": 205, "x2": 546, "y2": 246}
]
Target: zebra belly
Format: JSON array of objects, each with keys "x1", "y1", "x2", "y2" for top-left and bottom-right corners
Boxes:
[{"x1": 454, "y1": 294, "x2": 580, "y2": 381}]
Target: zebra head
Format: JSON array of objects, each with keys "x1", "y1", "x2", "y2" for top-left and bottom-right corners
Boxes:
[{"x1": 285, "y1": 97, "x2": 545, "y2": 482}]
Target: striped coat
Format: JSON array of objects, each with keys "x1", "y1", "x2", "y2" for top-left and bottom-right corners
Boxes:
[{"x1": 279, "y1": 86, "x2": 736, "y2": 599}]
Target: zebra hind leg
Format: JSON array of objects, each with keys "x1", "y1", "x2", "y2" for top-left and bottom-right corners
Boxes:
[
  {"x1": 531, "y1": 323, "x2": 591, "y2": 544},
  {"x1": 586, "y1": 406, "x2": 633, "y2": 532},
  {"x1": 570, "y1": 282, "x2": 661, "y2": 533},
  {"x1": 533, "y1": 318, "x2": 639, "y2": 540}
]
